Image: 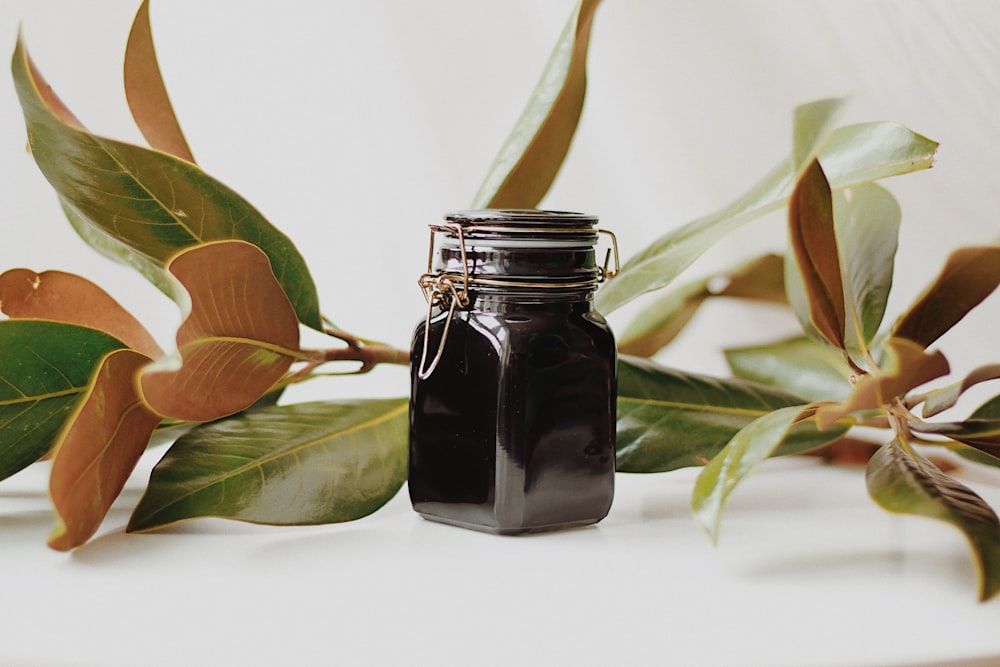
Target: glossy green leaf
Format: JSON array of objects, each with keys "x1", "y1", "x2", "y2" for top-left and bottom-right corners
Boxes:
[
  {"x1": 472, "y1": 0, "x2": 601, "y2": 208},
  {"x1": 124, "y1": 0, "x2": 195, "y2": 162},
  {"x1": 866, "y1": 438, "x2": 1000, "y2": 601},
  {"x1": 835, "y1": 184, "x2": 901, "y2": 355},
  {"x1": 725, "y1": 335, "x2": 853, "y2": 402},
  {"x1": 127, "y1": 398, "x2": 408, "y2": 531},
  {"x1": 597, "y1": 120, "x2": 938, "y2": 315},
  {"x1": 788, "y1": 159, "x2": 847, "y2": 351},
  {"x1": 59, "y1": 200, "x2": 174, "y2": 296},
  {"x1": 922, "y1": 364, "x2": 1000, "y2": 418},
  {"x1": 893, "y1": 245, "x2": 1000, "y2": 349},
  {"x1": 0, "y1": 321, "x2": 126, "y2": 480},
  {"x1": 616, "y1": 355, "x2": 846, "y2": 473},
  {"x1": 619, "y1": 253, "x2": 785, "y2": 358},
  {"x1": 47, "y1": 349, "x2": 160, "y2": 551},
  {"x1": 692, "y1": 405, "x2": 811, "y2": 543},
  {"x1": 11, "y1": 36, "x2": 322, "y2": 330}
]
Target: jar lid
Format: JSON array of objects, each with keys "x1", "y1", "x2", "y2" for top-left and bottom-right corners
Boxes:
[{"x1": 444, "y1": 209, "x2": 598, "y2": 228}]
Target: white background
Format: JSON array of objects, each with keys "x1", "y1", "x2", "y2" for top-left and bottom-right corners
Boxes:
[{"x1": 1, "y1": 2, "x2": 999, "y2": 666}]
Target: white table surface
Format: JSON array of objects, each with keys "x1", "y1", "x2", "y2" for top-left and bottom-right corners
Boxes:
[{"x1": 3, "y1": 450, "x2": 999, "y2": 667}]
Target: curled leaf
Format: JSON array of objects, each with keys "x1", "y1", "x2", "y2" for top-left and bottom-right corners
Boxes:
[
  {"x1": 893, "y1": 245, "x2": 1000, "y2": 349},
  {"x1": 0, "y1": 268, "x2": 163, "y2": 359},
  {"x1": 124, "y1": 0, "x2": 195, "y2": 162},
  {"x1": 11, "y1": 35, "x2": 322, "y2": 330},
  {"x1": 866, "y1": 438, "x2": 1000, "y2": 601},
  {"x1": 0, "y1": 321, "x2": 126, "y2": 481},
  {"x1": 138, "y1": 241, "x2": 301, "y2": 422},
  {"x1": 472, "y1": 0, "x2": 601, "y2": 208},
  {"x1": 788, "y1": 159, "x2": 847, "y2": 351},
  {"x1": 48, "y1": 349, "x2": 161, "y2": 551},
  {"x1": 616, "y1": 355, "x2": 845, "y2": 473},
  {"x1": 619, "y1": 253, "x2": 786, "y2": 357},
  {"x1": 817, "y1": 337, "x2": 950, "y2": 429},
  {"x1": 128, "y1": 399, "x2": 408, "y2": 531},
  {"x1": 922, "y1": 364, "x2": 1000, "y2": 418}
]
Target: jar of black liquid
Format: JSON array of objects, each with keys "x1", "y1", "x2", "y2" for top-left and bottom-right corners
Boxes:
[{"x1": 409, "y1": 209, "x2": 618, "y2": 534}]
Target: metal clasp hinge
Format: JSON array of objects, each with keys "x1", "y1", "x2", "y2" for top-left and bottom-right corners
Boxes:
[{"x1": 416, "y1": 273, "x2": 469, "y2": 380}]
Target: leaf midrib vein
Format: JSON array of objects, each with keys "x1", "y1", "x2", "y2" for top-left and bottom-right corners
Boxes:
[{"x1": 141, "y1": 402, "x2": 407, "y2": 519}]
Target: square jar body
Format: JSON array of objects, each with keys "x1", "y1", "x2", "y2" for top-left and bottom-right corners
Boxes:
[{"x1": 408, "y1": 303, "x2": 616, "y2": 534}]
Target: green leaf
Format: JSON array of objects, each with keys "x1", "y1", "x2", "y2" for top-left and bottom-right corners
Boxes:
[
  {"x1": 788, "y1": 159, "x2": 847, "y2": 351},
  {"x1": 866, "y1": 438, "x2": 1000, "y2": 601},
  {"x1": 788, "y1": 183, "x2": 901, "y2": 359},
  {"x1": 60, "y1": 199, "x2": 174, "y2": 296},
  {"x1": 952, "y1": 444, "x2": 1000, "y2": 470},
  {"x1": 835, "y1": 183, "x2": 901, "y2": 356},
  {"x1": 11, "y1": 35, "x2": 322, "y2": 330},
  {"x1": 893, "y1": 245, "x2": 1000, "y2": 349},
  {"x1": 0, "y1": 321, "x2": 126, "y2": 480},
  {"x1": 619, "y1": 253, "x2": 785, "y2": 358},
  {"x1": 124, "y1": 0, "x2": 195, "y2": 162},
  {"x1": 725, "y1": 335, "x2": 853, "y2": 402},
  {"x1": 910, "y1": 393, "x2": 1000, "y2": 461},
  {"x1": 596, "y1": 120, "x2": 938, "y2": 315},
  {"x1": 692, "y1": 405, "x2": 811, "y2": 543},
  {"x1": 472, "y1": 0, "x2": 601, "y2": 208},
  {"x1": 616, "y1": 355, "x2": 845, "y2": 473},
  {"x1": 793, "y1": 97, "x2": 848, "y2": 167},
  {"x1": 922, "y1": 364, "x2": 1000, "y2": 418},
  {"x1": 127, "y1": 399, "x2": 408, "y2": 531}
]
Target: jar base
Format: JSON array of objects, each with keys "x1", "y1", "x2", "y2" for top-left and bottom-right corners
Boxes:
[{"x1": 414, "y1": 509, "x2": 606, "y2": 536}]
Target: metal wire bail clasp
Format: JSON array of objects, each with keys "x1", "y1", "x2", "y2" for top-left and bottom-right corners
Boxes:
[{"x1": 416, "y1": 224, "x2": 470, "y2": 380}]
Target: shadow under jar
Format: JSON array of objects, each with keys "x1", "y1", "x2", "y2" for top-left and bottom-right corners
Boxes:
[{"x1": 409, "y1": 209, "x2": 618, "y2": 534}]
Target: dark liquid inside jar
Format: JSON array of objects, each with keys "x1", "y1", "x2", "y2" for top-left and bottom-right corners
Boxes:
[{"x1": 408, "y1": 210, "x2": 617, "y2": 534}]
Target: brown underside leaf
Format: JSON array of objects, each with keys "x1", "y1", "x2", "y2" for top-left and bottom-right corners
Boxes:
[
  {"x1": 473, "y1": 0, "x2": 601, "y2": 208},
  {"x1": 893, "y1": 245, "x2": 1000, "y2": 349},
  {"x1": 0, "y1": 268, "x2": 163, "y2": 359},
  {"x1": 124, "y1": 0, "x2": 195, "y2": 163},
  {"x1": 817, "y1": 337, "x2": 950, "y2": 429},
  {"x1": 788, "y1": 159, "x2": 847, "y2": 351},
  {"x1": 138, "y1": 241, "x2": 301, "y2": 422},
  {"x1": 48, "y1": 348, "x2": 161, "y2": 551}
]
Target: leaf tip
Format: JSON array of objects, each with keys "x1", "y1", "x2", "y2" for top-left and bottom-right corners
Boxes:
[{"x1": 45, "y1": 518, "x2": 76, "y2": 552}]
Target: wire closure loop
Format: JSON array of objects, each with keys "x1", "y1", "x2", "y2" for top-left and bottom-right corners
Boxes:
[{"x1": 415, "y1": 222, "x2": 618, "y2": 380}]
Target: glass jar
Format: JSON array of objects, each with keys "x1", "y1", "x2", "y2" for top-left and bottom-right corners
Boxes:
[{"x1": 408, "y1": 209, "x2": 618, "y2": 534}]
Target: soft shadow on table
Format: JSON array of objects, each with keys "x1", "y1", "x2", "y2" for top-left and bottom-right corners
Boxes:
[{"x1": 739, "y1": 545, "x2": 978, "y2": 595}]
